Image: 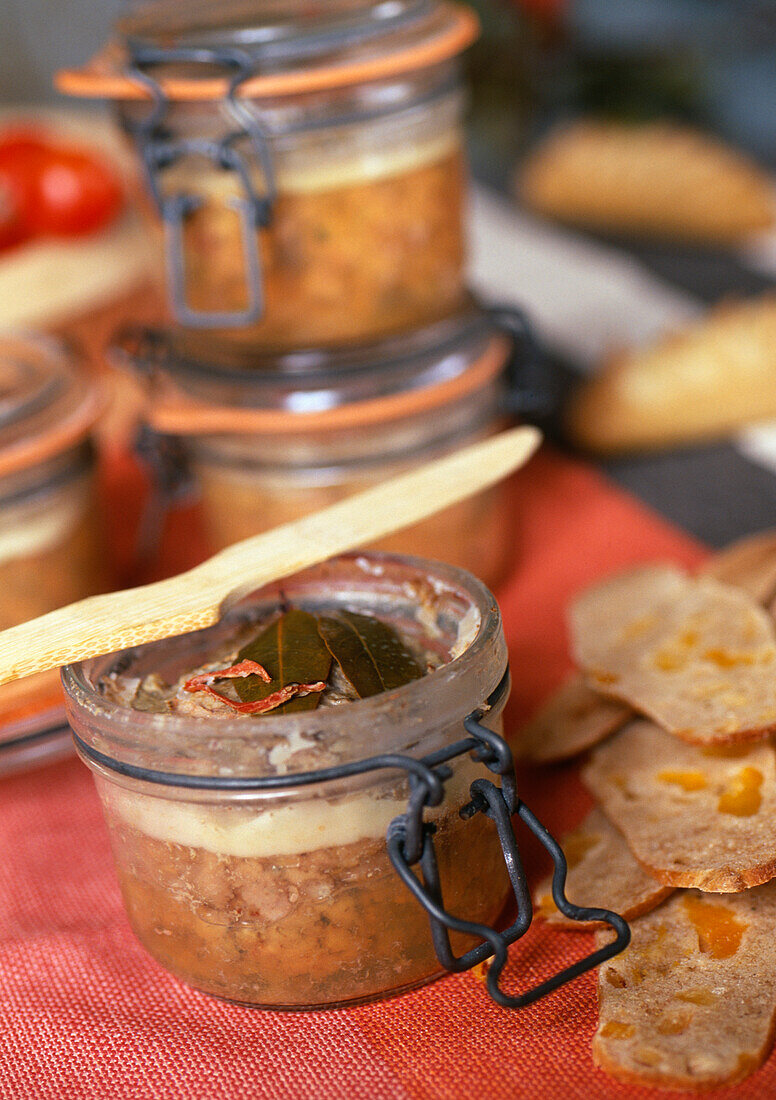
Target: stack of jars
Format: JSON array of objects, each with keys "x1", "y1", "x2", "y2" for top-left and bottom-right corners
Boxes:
[{"x1": 59, "y1": 0, "x2": 542, "y2": 590}]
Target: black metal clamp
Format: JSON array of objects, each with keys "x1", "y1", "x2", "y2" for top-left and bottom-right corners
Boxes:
[
  {"x1": 127, "y1": 45, "x2": 275, "y2": 328},
  {"x1": 489, "y1": 303, "x2": 559, "y2": 423},
  {"x1": 385, "y1": 670, "x2": 629, "y2": 1007},
  {"x1": 74, "y1": 667, "x2": 629, "y2": 1008}
]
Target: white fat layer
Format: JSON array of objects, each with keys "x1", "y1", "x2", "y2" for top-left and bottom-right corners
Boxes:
[
  {"x1": 0, "y1": 482, "x2": 85, "y2": 566},
  {"x1": 169, "y1": 131, "x2": 459, "y2": 201},
  {"x1": 104, "y1": 749, "x2": 492, "y2": 859},
  {"x1": 277, "y1": 131, "x2": 459, "y2": 193}
]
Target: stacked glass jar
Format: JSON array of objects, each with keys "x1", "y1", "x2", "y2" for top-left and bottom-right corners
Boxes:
[
  {"x1": 58, "y1": 0, "x2": 544, "y2": 590},
  {"x1": 53, "y1": 2, "x2": 625, "y2": 1017},
  {"x1": 0, "y1": 334, "x2": 107, "y2": 773}
]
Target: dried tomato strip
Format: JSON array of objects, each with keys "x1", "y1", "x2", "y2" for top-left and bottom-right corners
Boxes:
[
  {"x1": 183, "y1": 660, "x2": 325, "y2": 714},
  {"x1": 220, "y1": 681, "x2": 327, "y2": 715},
  {"x1": 183, "y1": 659, "x2": 272, "y2": 694}
]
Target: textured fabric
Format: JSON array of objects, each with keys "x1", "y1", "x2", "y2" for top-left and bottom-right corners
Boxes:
[{"x1": 5, "y1": 446, "x2": 770, "y2": 1100}]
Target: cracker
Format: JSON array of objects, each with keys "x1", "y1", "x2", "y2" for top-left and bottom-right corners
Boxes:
[
  {"x1": 700, "y1": 529, "x2": 776, "y2": 605},
  {"x1": 516, "y1": 673, "x2": 630, "y2": 764},
  {"x1": 518, "y1": 121, "x2": 775, "y2": 244},
  {"x1": 534, "y1": 808, "x2": 671, "y2": 928},
  {"x1": 565, "y1": 296, "x2": 776, "y2": 454},
  {"x1": 519, "y1": 546, "x2": 776, "y2": 765},
  {"x1": 571, "y1": 565, "x2": 776, "y2": 744},
  {"x1": 583, "y1": 720, "x2": 776, "y2": 892},
  {"x1": 594, "y1": 884, "x2": 776, "y2": 1090}
]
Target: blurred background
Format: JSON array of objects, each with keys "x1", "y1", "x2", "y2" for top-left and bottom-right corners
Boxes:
[
  {"x1": 8, "y1": 0, "x2": 776, "y2": 168},
  {"x1": 5, "y1": 0, "x2": 776, "y2": 545}
]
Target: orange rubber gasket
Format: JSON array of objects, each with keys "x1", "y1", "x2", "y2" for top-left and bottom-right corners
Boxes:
[
  {"x1": 0, "y1": 384, "x2": 105, "y2": 481},
  {"x1": 56, "y1": 4, "x2": 478, "y2": 102},
  {"x1": 146, "y1": 333, "x2": 510, "y2": 437}
]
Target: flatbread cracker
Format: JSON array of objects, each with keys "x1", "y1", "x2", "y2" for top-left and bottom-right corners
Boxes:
[
  {"x1": 534, "y1": 808, "x2": 671, "y2": 929},
  {"x1": 700, "y1": 529, "x2": 776, "y2": 605},
  {"x1": 571, "y1": 566, "x2": 776, "y2": 744},
  {"x1": 516, "y1": 674, "x2": 630, "y2": 764},
  {"x1": 583, "y1": 720, "x2": 776, "y2": 892},
  {"x1": 518, "y1": 546, "x2": 776, "y2": 765},
  {"x1": 594, "y1": 884, "x2": 776, "y2": 1090}
]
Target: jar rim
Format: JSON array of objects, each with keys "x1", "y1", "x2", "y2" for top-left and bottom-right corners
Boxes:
[
  {"x1": 62, "y1": 552, "x2": 508, "y2": 781},
  {"x1": 115, "y1": 306, "x2": 510, "y2": 438},
  {"x1": 118, "y1": 0, "x2": 436, "y2": 57},
  {"x1": 143, "y1": 339, "x2": 508, "y2": 437},
  {"x1": 115, "y1": 302, "x2": 487, "y2": 386},
  {"x1": 56, "y1": 3, "x2": 478, "y2": 103},
  {"x1": 0, "y1": 334, "x2": 102, "y2": 479}
]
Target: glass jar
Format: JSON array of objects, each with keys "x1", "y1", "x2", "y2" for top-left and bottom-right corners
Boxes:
[
  {"x1": 119, "y1": 304, "x2": 540, "y2": 591},
  {"x1": 57, "y1": 1, "x2": 479, "y2": 347},
  {"x1": 0, "y1": 335, "x2": 105, "y2": 626},
  {"x1": 64, "y1": 553, "x2": 513, "y2": 1009},
  {"x1": 0, "y1": 334, "x2": 106, "y2": 771}
]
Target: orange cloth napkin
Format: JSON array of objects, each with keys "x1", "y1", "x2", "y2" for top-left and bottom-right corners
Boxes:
[{"x1": 6, "y1": 447, "x2": 769, "y2": 1099}]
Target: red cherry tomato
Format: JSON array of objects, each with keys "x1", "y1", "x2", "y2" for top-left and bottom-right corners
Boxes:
[
  {"x1": 27, "y1": 148, "x2": 123, "y2": 238},
  {"x1": 0, "y1": 153, "x2": 40, "y2": 252},
  {"x1": 0, "y1": 126, "x2": 50, "y2": 162}
]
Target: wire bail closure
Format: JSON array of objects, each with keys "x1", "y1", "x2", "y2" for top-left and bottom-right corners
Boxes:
[
  {"x1": 127, "y1": 44, "x2": 275, "y2": 328},
  {"x1": 386, "y1": 670, "x2": 630, "y2": 1007},
  {"x1": 72, "y1": 666, "x2": 629, "y2": 1009},
  {"x1": 485, "y1": 302, "x2": 558, "y2": 423}
]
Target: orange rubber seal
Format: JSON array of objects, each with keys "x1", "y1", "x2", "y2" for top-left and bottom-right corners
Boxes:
[
  {"x1": 0, "y1": 384, "x2": 104, "y2": 481},
  {"x1": 146, "y1": 333, "x2": 510, "y2": 437},
  {"x1": 56, "y1": 4, "x2": 478, "y2": 101}
]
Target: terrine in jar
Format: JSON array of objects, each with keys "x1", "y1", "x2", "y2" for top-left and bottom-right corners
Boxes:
[{"x1": 64, "y1": 554, "x2": 513, "y2": 1009}]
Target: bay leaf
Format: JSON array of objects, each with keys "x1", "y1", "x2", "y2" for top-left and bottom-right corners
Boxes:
[
  {"x1": 318, "y1": 610, "x2": 424, "y2": 699},
  {"x1": 235, "y1": 609, "x2": 332, "y2": 715}
]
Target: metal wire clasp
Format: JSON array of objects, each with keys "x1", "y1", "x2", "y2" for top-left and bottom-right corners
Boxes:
[
  {"x1": 127, "y1": 44, "x2": 275, "y2": 328},
  {"x1": 71, "y1": 663, "x2": 630, "y2": 1009},
  {"x1": 387, "y1": 671, "x2": 630, "y2": 1008},
  {"x1": 489, "y1": 303, "x2": 559, "y2": 422}
]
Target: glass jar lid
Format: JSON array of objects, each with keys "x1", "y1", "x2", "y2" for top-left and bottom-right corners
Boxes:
[
  {"x1": 0, "y1": 335, "x2": 102, "y2": 479},
  {"x1": 120, "y1": 1, "x2": 435, "y2": 56},
  {"x1": 111, "y1": 304, "x2": 512, "y2": 437},
  {"x1": 57, "y1": 1, "x2": 478, "y2": 101}
]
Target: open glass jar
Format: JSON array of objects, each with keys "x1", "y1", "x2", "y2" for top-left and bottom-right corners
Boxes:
[
  {"x1": 0, "y1": 334, "x2": 106, "y2": 771},
  {"x1": 64, "y1": 554, "x2": 513, "y2": 1009},
  {"x1": 57, "y1": 1, "x2": 479, "y2": 346},
  {"x1": 64, "y1": 553, "x2": 630, "y2": 1009},
  {"x1": 119, "y1": 304, "x2": 542, "y2": 591}
]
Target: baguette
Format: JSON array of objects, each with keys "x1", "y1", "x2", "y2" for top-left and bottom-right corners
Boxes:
[
  {"x1": 519, "y1": 120, "x2": 775, "y2": 244},
  {"x1": 566, "y1": 296, "x2": 776, "y2": 454}
]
